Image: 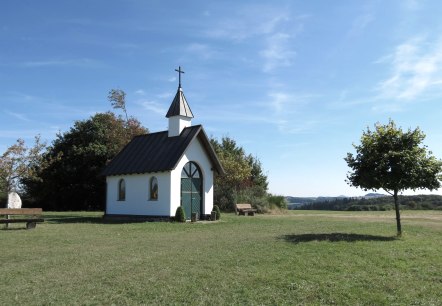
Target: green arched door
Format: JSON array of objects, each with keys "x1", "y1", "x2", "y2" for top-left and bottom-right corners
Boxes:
[{"x1": 181, "y1": 162, "x2": 202, "y2": 220}]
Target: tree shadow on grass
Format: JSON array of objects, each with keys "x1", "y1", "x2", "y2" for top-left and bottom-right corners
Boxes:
[
  {"x1": 45, "y1": 215, "x2": 141, "y2": 225},
  {"x1": 45, "y1": 215, "x2": 170, "y2": 224},
  {"x1": 45, "y1": 216, "x2": 105, "y2": 224},
  {"x1": 1, "y1": 226, "x2": 28, "y2": 231},
  {"x1": 280, "y1": 233, "x2": 398, "y2": 244}
]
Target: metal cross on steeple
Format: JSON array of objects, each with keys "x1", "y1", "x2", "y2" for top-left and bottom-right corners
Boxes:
[{"x1": 175, "y1": 66, "x2": 185, "y2": 88}]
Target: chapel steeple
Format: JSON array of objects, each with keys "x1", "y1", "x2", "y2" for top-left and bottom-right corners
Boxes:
[{"x1": 166, "y1": 66, "x2": 194, "y2": 137}]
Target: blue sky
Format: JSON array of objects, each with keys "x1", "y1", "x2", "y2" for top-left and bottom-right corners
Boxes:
[{"x1": 2, "y1": 0, "x2": 442, "y2": 197}]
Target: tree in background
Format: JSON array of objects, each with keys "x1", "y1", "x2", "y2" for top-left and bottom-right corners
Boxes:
[
  {"x1": 210, "y1": 136, "x2": 271, "y2": 211},
  {"x1": 108, "y1": 89, "x2": 128, "y2": 123},
  {"x1": 23, "y1": 112, "x2": 147, "y2": 211},
  {"x1": 0, "y1": 136, "x2": 47, "y2": 206},
  {"x1": 345, "y1": 120, "x2": 442, "y2": 236}
]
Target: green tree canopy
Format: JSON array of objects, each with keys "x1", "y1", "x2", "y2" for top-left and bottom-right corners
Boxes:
[
  {"x1": 345, "y1": 119, "x2": 442, "y2": 235},
  {"x1": 23, "y1": 112, "x2": 147, "y2": 211},
  {"x1": 210, "y1": 136, "x2": 268, "y2": 211},
  {"x1": 0, "y1": 136, "x2": 47, "y2": 194}
]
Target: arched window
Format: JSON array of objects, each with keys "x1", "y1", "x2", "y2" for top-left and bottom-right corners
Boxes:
[
  {"x1": 118, "y1": 179, "x2": 125, "y2": 201},
  {"x1": 150, "y1": 177, "x2": 158, "y2": 200}
]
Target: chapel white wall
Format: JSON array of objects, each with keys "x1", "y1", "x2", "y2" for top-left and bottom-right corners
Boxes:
[{"x1": 106, "y1": 172, "x2": 171, "y2": 216}]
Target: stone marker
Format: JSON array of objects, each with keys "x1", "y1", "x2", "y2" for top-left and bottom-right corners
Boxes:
[{"x1": 8, "y1": 192, "x2": 22, "y2": 209}]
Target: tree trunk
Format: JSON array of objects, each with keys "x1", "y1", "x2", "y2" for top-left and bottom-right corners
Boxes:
[{"x1": 393, "y1": 189, "x2": 402, "y2": 236}]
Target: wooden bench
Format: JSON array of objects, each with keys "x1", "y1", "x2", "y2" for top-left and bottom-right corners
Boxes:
[
  {"x1": 0, "y1": 208, "x2": 44, "y2": 229},
  {"x1": 235, "y1": 203, "x2": 257, "y2": 216}
]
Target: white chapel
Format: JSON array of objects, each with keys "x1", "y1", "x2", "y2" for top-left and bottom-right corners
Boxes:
[{"x1": 102, "y1": 67, "x2": 224, "y2": 220}]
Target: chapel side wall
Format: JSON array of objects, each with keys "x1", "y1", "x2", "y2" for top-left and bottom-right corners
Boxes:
[
  {"x1": 106, "y1": 172, "x2": 171, "y2": 216},
  {"x1": 170, "y1": 138, "x2": 214, "y2": 217}
]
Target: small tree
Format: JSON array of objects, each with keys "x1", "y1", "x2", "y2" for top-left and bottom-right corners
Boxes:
[
  {"x1": 0, "y1": 136, "x2": 47, "y2": 200},
  {"x1": 345, "y1": 120, "x2": 442, "y2": 236},
  {"x1": 108, "y1": 89, "x2": 128, "y2": 123}
]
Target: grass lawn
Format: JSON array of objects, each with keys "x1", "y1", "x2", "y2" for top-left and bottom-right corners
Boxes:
[{"x1": 1, "y1": 210, "x2": 441, "y2": 305}]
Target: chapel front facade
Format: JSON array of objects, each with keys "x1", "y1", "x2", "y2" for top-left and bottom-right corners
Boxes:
[{"x1": 102, "y1": 69, "x2": 223, "y2": 220}]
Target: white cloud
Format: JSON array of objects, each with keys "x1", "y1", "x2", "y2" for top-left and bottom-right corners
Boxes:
[
  {"x1": 7, "y1": 91, "x2": 36, "y2": 102},
  {"x1": 140, "y1": 100, "x2": 167, "y2": 115},
  {"x1": 21, "y1": 58, "x2": 104, "y2": 68},
  {"x1": 403, "y1": 0, "x2": 421, "y2": 11},
  {"x1": 201, "y1": 5, "x2": 298, "y2": 72},
  {"x1": 203, "y1": 9, "x2": 289, "y2": 41},
  {"x1": 263, "y1": 90, "x2": 322, "y2": 134},
  {"x1": 156, "y1": 92, "x2": 173, "y2": 99},
  {"x1": 276, "y1": 119, "x2": 319, "y2": 134},
  {"x1": 267, "y1": 91, "x2": 316, "y2": 113},
  {"x1": 258, "y1": 13, "x2": 290, "y2": 35},
  {"x1": 375, "y1": 36, "x2": 442, "y2": 102},
  {"x1": 260, "y1": 33, "x2": 296, "y2": 72},
  {"x1": 4, "y1": 110, "x2": 30, "y2": 122},
  {"x1": 371, "y1": 103, "x2": 404, "y2": 113},
  {"x1": 268, "y1": 91, "x2": 292, "y2": 113},
  {"x1": 186, "y1": 43, "x2": 219, "y2": 60},
  {"x1": 347, "y1": 13, "x2": 374, "y2": 37},
  {"x1": 134, "y1": 89, "x2": 146, "y2": 96}
]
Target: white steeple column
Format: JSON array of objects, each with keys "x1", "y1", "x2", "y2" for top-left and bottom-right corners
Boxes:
[
  {"x1": 166, "y1": 66, "x2": 194, "y2": 137},
  {"x1": 168, "y1": 115, "x2": 192, "y2": 137}
]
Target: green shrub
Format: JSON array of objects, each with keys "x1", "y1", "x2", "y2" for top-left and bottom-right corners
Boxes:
[
  {"x1": 251, "y1": 197, "x2": 270, "y2": 214},
  {"x1": 175, "y1": 206, "x2": 186, "y2": 222},
  {"x1": 213, "y1": 205, "x2": 221, "y2": 220},
  {"x1": 236, "y1": 187, "x2": 267, "y2": 210},
  {"x1": 268, "y1": 194, "x2": 288, "y2": 209},
  {"x1": 407, "y1": 201, "x2": 417, "y2": 209},
  {"x1": 422, "y1": 203, "x2": 434, "y2": 209}
]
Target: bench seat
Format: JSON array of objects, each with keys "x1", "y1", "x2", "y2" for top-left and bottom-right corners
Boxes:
[
  {"x1": 235, "y1": 203, "x2": 257, "y2": 216},
  {"x1": 0, "y1": 208, "x2": 44, "y2": 229}
]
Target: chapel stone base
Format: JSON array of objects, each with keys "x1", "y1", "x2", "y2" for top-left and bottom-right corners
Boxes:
[{"x1": 103, "y1": 213, "x2": 213, "y2": 222}]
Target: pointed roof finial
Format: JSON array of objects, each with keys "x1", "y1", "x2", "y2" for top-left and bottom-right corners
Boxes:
[
  {"x1": 175, "y1": 66, "x2": 185, "y2": 88},
  {"x1": 166, "y1": 66, "x2": 193, "y2": 118}
]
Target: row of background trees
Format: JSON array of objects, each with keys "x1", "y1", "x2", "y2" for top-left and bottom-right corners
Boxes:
[
  {"x1": 292, "y1": 194, "x2": 442, "y2": 211},
  {"x1": 0, "y1": 89, "x2": 285, "y2": 212}
]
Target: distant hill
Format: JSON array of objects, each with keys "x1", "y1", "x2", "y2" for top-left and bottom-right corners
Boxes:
[
  {"x1": 364, "y1": 193, "x2": 387, "y2": 198},
  {"x1": 287, "y1": 194, "x2": 442, "y2": 211},
  {"x1": 285, "y1": 196, "x2": 347, "y2": 209},
  {"x1": 286, "y1": 193, "x2": 386, "y2": 208}
]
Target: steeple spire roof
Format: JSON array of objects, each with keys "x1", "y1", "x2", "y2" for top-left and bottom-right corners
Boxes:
[
  {"x1": 166, "y1": 66, "x2": 194, "y2": 118},
  {"x1": 165, "y1": 87, "x2": 194, "y2": 118}
]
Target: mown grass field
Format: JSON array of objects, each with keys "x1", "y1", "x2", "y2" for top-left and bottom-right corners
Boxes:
[{"x1": 1, "y1": 210, "x2": 441, "y2": 305}]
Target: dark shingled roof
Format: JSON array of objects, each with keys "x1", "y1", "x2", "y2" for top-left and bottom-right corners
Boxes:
[
  {"x1": 166, "y1": 87, "x2": 194, "y2": 118},
  {"x1": 101, "y1": 125, "x2": 224, "y2": 176}
]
